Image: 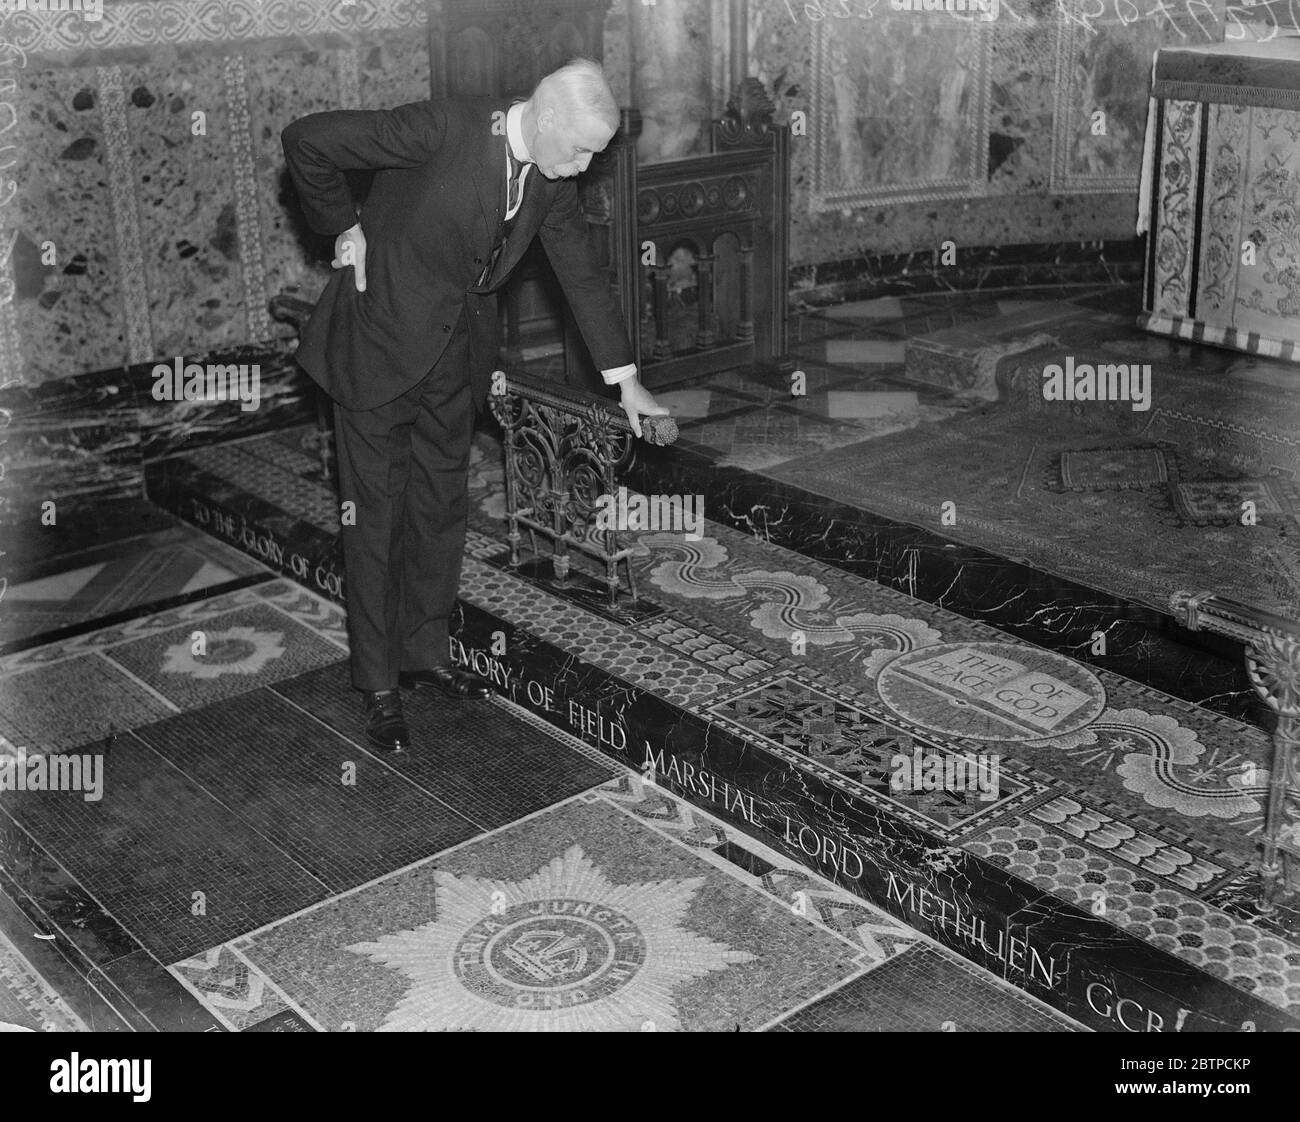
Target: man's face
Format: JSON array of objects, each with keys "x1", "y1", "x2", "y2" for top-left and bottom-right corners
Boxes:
[{"x1": 531, "y1": 108, "x2": 615, "y2": 180}]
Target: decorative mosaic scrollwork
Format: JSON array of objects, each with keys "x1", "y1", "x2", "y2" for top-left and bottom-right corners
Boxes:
[{"x1": 488, "y1": 372, "x2": 677, "y2": 606}]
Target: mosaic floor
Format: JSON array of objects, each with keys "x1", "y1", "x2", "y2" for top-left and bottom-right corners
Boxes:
[
  {"x1": 0, "y1": 926, "x2": 87, "y2": 1032},
  {"x1": 6, "y1": 282, "x2": 1295, "y2": 1032},
  {"x1": 0, "y1": 511, "x2": 270, "y2": 653},
  {"x1": 761, "y1": 288, "x2": 1299, "y2": 615},
  {"x1": 127, "y1": 372, "x2": 1300, "y2": 1030},
  {"x1": 0, "y1": 578, "x2": 1073, "y2": 1031}
]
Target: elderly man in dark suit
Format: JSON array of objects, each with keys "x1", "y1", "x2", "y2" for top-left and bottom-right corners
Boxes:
[{"x1": 283, "y1": 59, "x2": 667, "y2": 753}]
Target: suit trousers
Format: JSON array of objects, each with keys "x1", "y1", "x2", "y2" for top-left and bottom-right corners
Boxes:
[{"x1": 332, "y1": 309, "x2": 475, "y2": 692}]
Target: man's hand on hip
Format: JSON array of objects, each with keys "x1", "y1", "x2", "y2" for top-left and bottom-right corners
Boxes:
[
  {"x1": 619, "y1": 376, "x2": 669, "y2": 439},
  {"x1": 333, "y1": 223, "x2": 367, "y2": 293}
]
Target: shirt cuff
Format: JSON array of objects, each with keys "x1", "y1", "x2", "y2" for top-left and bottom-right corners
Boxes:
[{"x1": 601, "y1": 363, "x2": 637, "y2": 386}]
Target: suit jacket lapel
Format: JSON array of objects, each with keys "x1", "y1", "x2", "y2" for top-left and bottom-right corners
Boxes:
[
  {"x1": 467, "y1": 99, "x2": 559, "y2": 289},
  {"x1": 492, "y1": 172, "x2": 553, "y2": 281},
  {"x1": 470, "y1": 99, "x2": 510, "y2": 247}
]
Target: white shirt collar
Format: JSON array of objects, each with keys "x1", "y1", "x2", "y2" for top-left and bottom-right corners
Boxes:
[{"x1": 506, "y1": 102, "x2": 532, "y2": 164}]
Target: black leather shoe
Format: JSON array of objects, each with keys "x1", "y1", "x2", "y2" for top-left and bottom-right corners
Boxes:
[
  {"x1": 398, "y1": 666, "x2": 492, "y2": 700},
  {"x1": 362, "y1": 689, "x2": 410, "y2": 752}
]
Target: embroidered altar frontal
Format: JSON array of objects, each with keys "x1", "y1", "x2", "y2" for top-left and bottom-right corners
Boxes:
[{"x1": 1141, "y1": 41, "x2": 1300, "y2": 364}]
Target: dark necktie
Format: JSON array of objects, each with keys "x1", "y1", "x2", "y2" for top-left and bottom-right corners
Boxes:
[
  {"x1": 506, "y1": 147, "x2": 525, "y2": 217},
  {"x1": 475, "y1": 138, "x2": 527, "y2": 289}
]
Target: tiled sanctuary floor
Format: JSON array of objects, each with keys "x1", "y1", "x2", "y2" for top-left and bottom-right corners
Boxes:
[{"x1": 0, "y1": 580, "x2": 1077, "y2": 1031}]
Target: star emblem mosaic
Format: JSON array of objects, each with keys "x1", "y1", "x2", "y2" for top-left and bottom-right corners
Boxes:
[{"x1": 346, "y1": 845, "x2": 754, "y2": 1032}]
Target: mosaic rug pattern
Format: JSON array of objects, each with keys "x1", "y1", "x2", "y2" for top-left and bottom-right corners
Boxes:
[
  {"x1": 768, "y1": 296, "x2": 1300, "y2": 616},
  {"x1": 768, "y1": 406, "x2": 1300, "y2": 617}
]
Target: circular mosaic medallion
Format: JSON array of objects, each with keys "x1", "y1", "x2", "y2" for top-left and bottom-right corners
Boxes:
[
  {"x1": 875, "y1": 641, "x2": 1106, "y2": 742},
  {"x1": 454, "y1": 898, "x2": 647, "y2": 1009}
]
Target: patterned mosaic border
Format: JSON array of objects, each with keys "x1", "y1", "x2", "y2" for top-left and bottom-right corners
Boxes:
[
  {"x1": 705, "y1": 675, "x2": 1051, "y2": 841},
  {"x1": 966, "y1": 818, "x2": 1300, "y2": 1014},
  {"x1": 5, "y1": 0, "x2": 427, "y2": 57},
  {"x1": 97, "y1": 64, "x2": 153, "y2": 365},
  {"x1": 223, "y1": 53, "x2": 272, "y2": 346},
  {"x1": 0, "y1": 578, "x2": 347, "y2": 678},
  {"x1": 0, "y1": 926, "x2": 87, "y2": 1032}
]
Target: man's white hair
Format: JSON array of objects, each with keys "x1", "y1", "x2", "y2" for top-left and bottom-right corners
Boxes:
[{"x1": 534, "y1": 58, "x2": 619, "y2": 132}]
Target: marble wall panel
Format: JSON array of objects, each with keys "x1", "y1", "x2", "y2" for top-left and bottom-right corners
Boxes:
[
  {"x1": 986, "y1": 21, "x2": 1056, "y2": 193},
  {"x1": 602, "y1": 0, "x2": 633, "y2": 108},
  {"x1": 630, "y1": 0, "x2": 717, "y2": 164},
  {"x1": 6, "y1": 0, "x2": 429, "y2": 387},
  {"x1": 747, "y1": 0, "x2": 1235, "y2": 265},
  {"x1": 358, "y1": 33, "x2": 431, "y2": 111},
  {"x1": 1049, "y1": 8, "x2": 1223, "y2": 194},
  {"x1": 245, "y1": 49, "x2": 347, "y2": 321},
  {"x1": 11, "y1": 65, "x2": 124, "y2": 383},
  {"x1": 123, "y1": 50, "x2": 247, "y2": 361}
]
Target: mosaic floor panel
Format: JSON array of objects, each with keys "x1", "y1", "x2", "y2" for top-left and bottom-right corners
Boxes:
[
  {"x1": 0, "y1": 524, "x2": 268, "y2": 650},
  {"x1": 0, "y1": 925, "x2": 87, "y2": 1032},
  {"x1": 174, "y1": 780, "x2": 1075, "y2": 1032}
]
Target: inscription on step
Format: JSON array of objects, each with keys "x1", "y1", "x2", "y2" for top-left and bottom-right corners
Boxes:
[{"x1": 876, "y1": 642, "x2": 1106, "y2": 742}]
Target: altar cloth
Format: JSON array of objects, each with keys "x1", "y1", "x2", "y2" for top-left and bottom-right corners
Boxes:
[{"x1": 1140, "y1": 41, "x2": 1300, "y2": 363}]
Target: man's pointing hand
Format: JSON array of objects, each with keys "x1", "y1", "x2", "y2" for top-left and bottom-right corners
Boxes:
[
  {"x1": 619, "y1": 376, "x2": 669, "y2": 440},
  {"x1": 333, "y1": 223, "x2": 367, "y2": 293}
]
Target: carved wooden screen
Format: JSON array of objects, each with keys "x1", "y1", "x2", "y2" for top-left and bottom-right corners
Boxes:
[{"x1": 565, "y1": 78, "x2": 791, "y2": 392}]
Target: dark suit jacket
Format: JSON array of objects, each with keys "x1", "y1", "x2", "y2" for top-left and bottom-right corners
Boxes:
[{"x1": 282, "y1": 97, "x2": 634, "y2": 412}]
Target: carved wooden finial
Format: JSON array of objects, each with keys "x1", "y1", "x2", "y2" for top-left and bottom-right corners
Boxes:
[{"x1": 724, "y1": 77, "x2": 775, "y2": 132}]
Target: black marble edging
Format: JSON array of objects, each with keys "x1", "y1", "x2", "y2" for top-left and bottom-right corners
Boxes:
[
  {"x1": 625, "y1": 443, "x2": 1265, "y2": 730},
  {"x1": 790, "y1": 240, "x2": 1146, "y2": 308},
  {"x1": 0, "y1": 822, "x2": 223, "y2": 1033},
  {"x1": 0, "y1": 345, "x2": 316, "y2": 503},
  {"x1": 144, "y1": 457, "x2": 345, "y2": 604}
]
